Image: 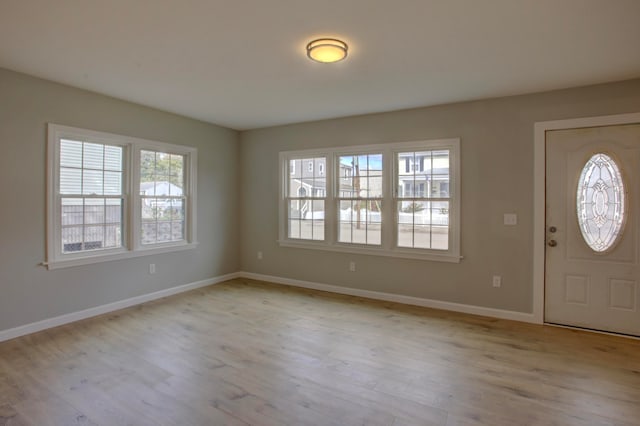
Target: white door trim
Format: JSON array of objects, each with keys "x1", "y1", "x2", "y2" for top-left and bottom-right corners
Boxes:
[{"x1": 533, "y1": 112, "x2": 640, "y2": 324}]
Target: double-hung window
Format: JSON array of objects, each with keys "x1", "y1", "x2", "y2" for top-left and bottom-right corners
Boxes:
[
  {"x1": 337, "y1": 153, "x2": 383, "y2": 245},
  {"x1": 58, "y1": 139, "x2": 125, "y2": 254},
  {"x1": 395, "y1": 149, "x2": 450, "y2": 250},
  {"x1": 47, "y1": 124, "x2": 197, "y2": 269},
  {"x1": 279, "y1": 138, "x2": 460, "y2": 262},
  {"x1": 284, "y1": 155, "x2": 327, "y2": 241},
  {"x1": 139, "y1": 150, "x2": 187, "y2": 245}
]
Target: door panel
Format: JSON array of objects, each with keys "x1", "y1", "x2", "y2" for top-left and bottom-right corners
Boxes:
[{"x1": 545, "y1": 124, "x2": 640, "y2": 336}]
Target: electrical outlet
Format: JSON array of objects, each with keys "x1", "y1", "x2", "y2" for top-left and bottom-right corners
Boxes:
[
  {"x1": 149, "y1": 264, "x2": 156, "y2": 274},
  {"x1": 492, "y1": 275, "x2": 501, "y2": 287},
  {"x1": 257, "y1": 251, "x2": 263, "y2": 260},
  {"x1": 503, "y1": 213, "x2": 517, "y2": 226},
  {"x1": 349, "y1": 261, "x2": 356, "y2": 272}
]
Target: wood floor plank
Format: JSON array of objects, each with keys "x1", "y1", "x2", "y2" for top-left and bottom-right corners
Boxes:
[{"x1": 1, "y1": 278, "x2": 639, "y2": 425}]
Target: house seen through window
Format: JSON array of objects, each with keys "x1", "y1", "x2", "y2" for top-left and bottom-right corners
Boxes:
[
  {"x1": 47, "y1": 124, "x2": 197, "y2": 269},
  {"x1": 279, "y1": 139, "x2": 460, "y2": 262}
]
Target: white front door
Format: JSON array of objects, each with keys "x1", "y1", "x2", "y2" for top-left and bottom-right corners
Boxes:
[{"x1": 545, "y1": 124, "x2": 640, "y2": 336}]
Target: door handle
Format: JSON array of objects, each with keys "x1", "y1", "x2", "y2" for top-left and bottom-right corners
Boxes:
[{"x1": 548, "y1": 239, "x2": 558, "y2": 247}]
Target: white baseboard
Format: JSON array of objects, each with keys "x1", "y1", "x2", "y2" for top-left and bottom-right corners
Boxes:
[
  {"x1": 0, "y1": 270, "x2": 537, "y2": 343},
  {"x1": 239, "y1": 271, "x2": 537, "y2": 324},
  {"x1": 0, "y1": 272, "x2": 241, "y2": 343}
]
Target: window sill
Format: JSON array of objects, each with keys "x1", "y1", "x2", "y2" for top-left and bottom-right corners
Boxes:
[
  {"x1": 43, "y1": 241, "x2": 199, "y2": 270},
  {"x1": 277, "y1": 240, "x2": 462, "y2": 263}
]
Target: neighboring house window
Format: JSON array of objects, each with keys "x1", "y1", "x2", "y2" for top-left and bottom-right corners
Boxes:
[
  {"x1": 308, "y1": 161, "x2": 313, "y2": 172},
  {"x1": 284, "y1": 155, "x2": 326, "y2": 241},
  {"x1": 47, "y1": 124, "x2": 197, "y2": 269},
  {"x1": 319, "y1": 163, "x2": 324, "y2": 175},
  {"x1": 279, "y1": 139, "x2": 460, "y2": 262}
]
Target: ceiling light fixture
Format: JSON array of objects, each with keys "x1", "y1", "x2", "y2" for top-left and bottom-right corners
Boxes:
[{"x1": 306, "y1": 38, "x2": 348, "y2": 63}]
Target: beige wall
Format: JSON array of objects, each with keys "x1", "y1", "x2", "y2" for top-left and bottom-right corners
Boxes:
[
  {"x1": 0, "y1": 68, "x2": 240, "y2": 331},
  {"x1": 239, "y1": 79, "x2": 640, "y2": 313}
]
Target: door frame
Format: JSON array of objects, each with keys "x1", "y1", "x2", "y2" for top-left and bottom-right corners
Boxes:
[{"x1": 533, "y1": 112, "x2": 640, "y2": 324}]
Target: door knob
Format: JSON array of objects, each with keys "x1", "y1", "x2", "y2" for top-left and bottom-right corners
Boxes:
[{"x1": 548, "y1": 239, "x2": 558, "y2": 247}]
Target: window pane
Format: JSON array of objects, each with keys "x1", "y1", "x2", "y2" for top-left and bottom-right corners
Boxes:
[
  {"x1": 82, "y1": 169, "x2": 103, "y2": 195},
  {"x1": 83, "y1": 143, "x2": 104, "y2": 169},
  {"x1": 170, "y1": 199, "x2": 184, "y2": 220},
  {"x1": 577, "y1": 153, "x2": 625, "y2": 252},
  {"x1": 154, "y1": 152, "x2": 170, "y2": 180},
  {"x1": 310, "y1": 200, "x2": 324, "y2": 241},
  {"x1": 61, "y1": 198, "x2": 83, "y2": 226},
  {"x1": 104, "y1": 171, "x2": 122, "y2": 195},
  {"x1": 171, "y1": 221, "x2": 184, "y2": 241},
  {"x1": 157, "y1": 221, "x2": 172, "y2": 242},
  {"x1": 339, "y1": 200, "x2": 381, "y2": 245},
  {"x1": 104, "y1": 145, "x2": 123, "y2": 171},
  {"x1": 299, "y1": 217, "x2": 313, "y2": 240},
  {"x1": 338, "y1": 158, "x2": 354, "y2": 196},
  {"x1": 60, "y1": 139, "x2": 83, "y2": 168},
  {"x1": 338, "y1": 154, "x2": 382, "y2": 199},
  {"x1": 106, "y1": 199, "x2": 122, "y2": 223},
  {"x1": 397, "y1": 150, "x2": 450, "y2": 199},
  {"x1": 288, "y1": 157, "x2": 326, "y2": 198},
  {"x1": 287, "y1": 199, "x2": 324, "y2": 241},
  {"x1": 84, "y1": 199, "x2": 105, "y2": 224},
  {"x1": 104, "y1": 225, "x2": 121, "y2": 248},
  {"x1": 361, "y1": 154, "x2": 383, "y2": 198},
  {"x1": 365, "y1": 175, "x2": 383, "y2": 198},
  {"x1": 140, "y1": 150, "x2": 156, "y2": 187},
  {"x1": 83, "y1": 226, "x2": 104, "y2": 250},
  {"x1": 167, "y1": 154, "x2": 185, "y2": 192},
  {"x1": 62, "y1": 226, "x2": 83, "y2": 252},
  {"x1": 413, "y1": 225, "x2": 433, "y2": 249},
  {"x1": 141, "y1": 222, "x2": 157, "y2": 244},
  {"x1": 140, "y1": 181, "x2": 156, "y2": 197},
  {"x1": 60, "y1": 168, "x2": 82, "y2": 194},
  {"x1": 397, "y1": 201, "x2": 449, "y2": 249},
  {"x1": 60, "y1": 197, "x2": 123, "y2": 253},
  {"x1": 141, "y1": 199, "x2": 156, "y2": 220},
  {"x1": 431, "y1": 226, "x2": 449, "y2": 250},
  {"x1": 288, "y1": 218, "x2": 300, "y2": 239}
]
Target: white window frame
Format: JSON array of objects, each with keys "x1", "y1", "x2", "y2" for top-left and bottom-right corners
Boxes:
[
  {"x1": 280, "y1": 151, "x2": 329, "y2": 244},
  {"x1": 335, "y1": 150, "x2": 384, "y2": 247},
  {"x1": 279, "y1": 138, "x2": 461, "y2": 262},
  {"x1": 46, "y1": 124, "x2": 198, "y2": 270}
]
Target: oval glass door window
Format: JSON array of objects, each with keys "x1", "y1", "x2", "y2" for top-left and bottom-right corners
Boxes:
[{"x1": 576, "y1": 153, "x2": 626, "y2": 252}]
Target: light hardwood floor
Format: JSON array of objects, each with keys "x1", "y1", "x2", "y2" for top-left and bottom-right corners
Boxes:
[{"x1": 1, "y1": 278, "x2": 639, "y2": 425}]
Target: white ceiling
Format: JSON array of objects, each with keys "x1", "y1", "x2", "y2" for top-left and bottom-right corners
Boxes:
[{"x1": 1, "y1": 1, "x2": 639, "y2": 130}]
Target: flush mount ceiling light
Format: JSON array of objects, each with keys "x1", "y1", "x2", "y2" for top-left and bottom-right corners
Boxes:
[{"x1": 306, "y1": 38, "x2": 348, "y2": 63}]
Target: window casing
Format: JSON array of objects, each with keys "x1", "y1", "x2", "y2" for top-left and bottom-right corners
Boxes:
[
  {"x1": 279, "y1": 139, "x2": 460, "y2": 262},
  {"x1": 47, "y1": 124, "x2": 198, "y2": 269}
]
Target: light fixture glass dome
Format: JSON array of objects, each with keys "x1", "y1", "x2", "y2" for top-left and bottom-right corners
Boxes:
[{"x1": 306, "y1": 38, "x2": 348, "y2": 63}]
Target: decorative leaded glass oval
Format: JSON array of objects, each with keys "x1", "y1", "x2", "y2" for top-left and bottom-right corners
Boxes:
[{"x1": 576, "y1": 153, "x2": 625, "y2": 252}]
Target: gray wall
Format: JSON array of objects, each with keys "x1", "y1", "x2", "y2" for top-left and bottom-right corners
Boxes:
[
  {"x1": 0, "y1": 68, "x2": 240, "y2": 331},
  {"x1": 239, "y1": 79, "x2": 640, "y2": 314},
  {"x1": 2, "y1": 66, "x2": 639, "y2": 333}
]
